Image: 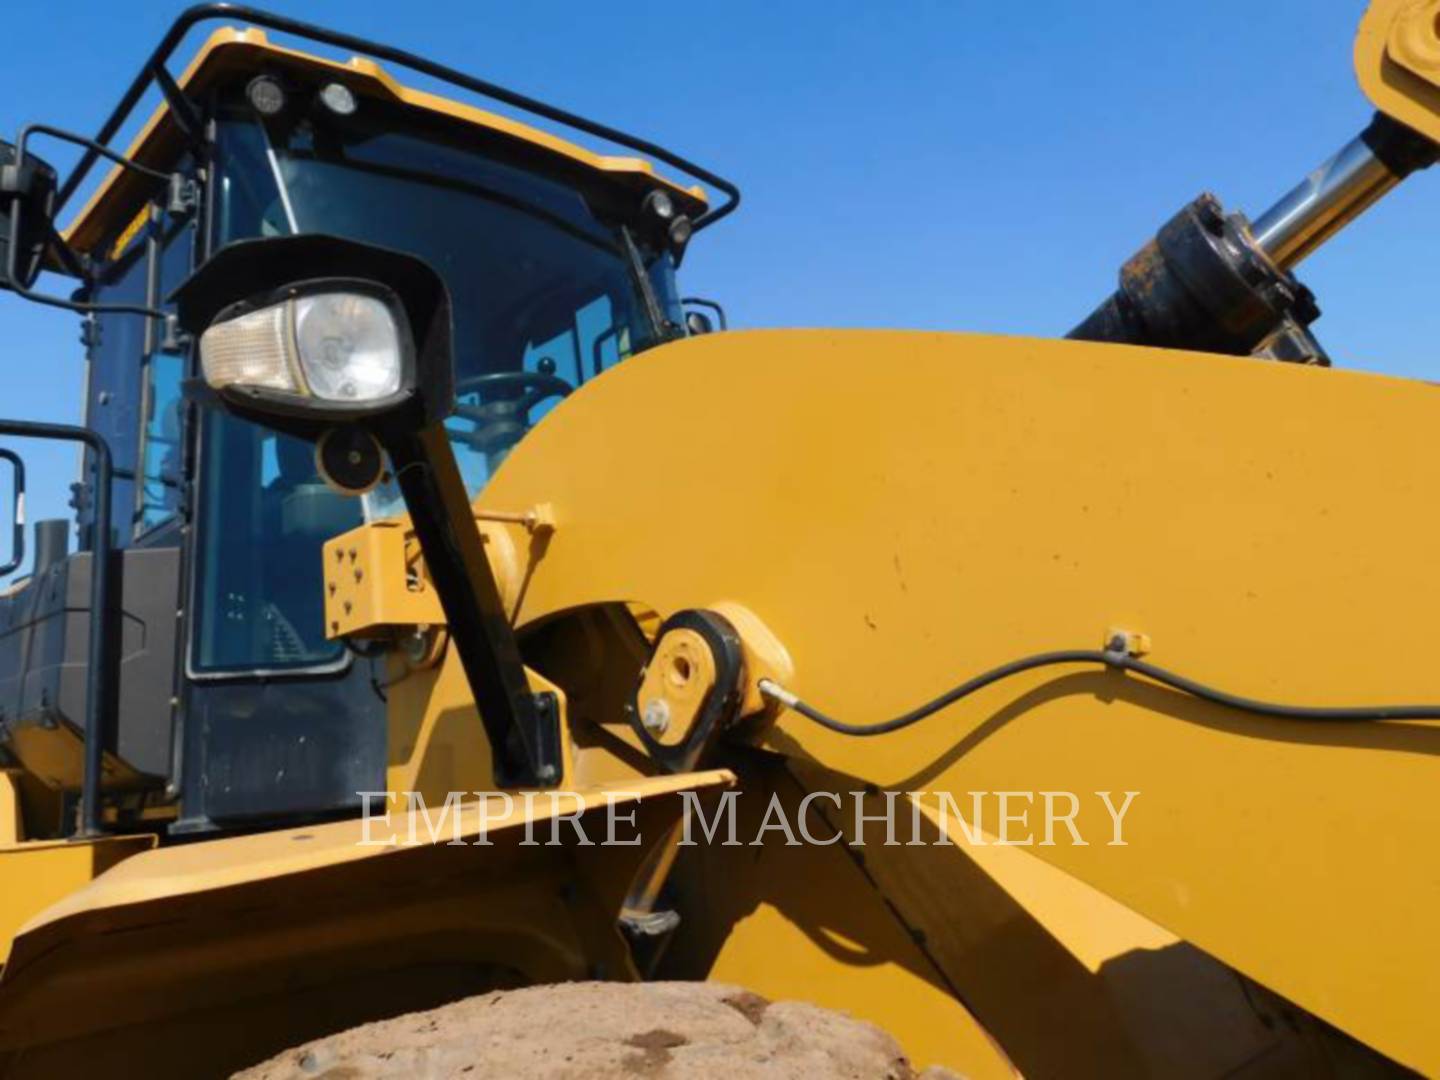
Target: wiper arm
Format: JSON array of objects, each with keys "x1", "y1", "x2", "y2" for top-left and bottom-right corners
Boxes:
[
  {"x1": 620, "y1": 225, "x2": 671, "y2": 346},
  {"x1": 257, "y1": 119, "x2": 300, "y2": 233}
]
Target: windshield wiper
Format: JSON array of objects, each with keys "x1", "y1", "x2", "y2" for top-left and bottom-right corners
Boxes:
[
  {"x1": 620, "y1": 225, "x2": 671, "y2": 346},
  {"x1": 257, "y1": 118, "x2": 300, "y2": 233}
]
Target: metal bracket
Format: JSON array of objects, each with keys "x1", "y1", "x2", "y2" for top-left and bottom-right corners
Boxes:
[
  {"x1": 152, "y1": 62, "x2": 205, "y2": 153},
  {"x1": 160, "y1": 313, "x2": 191, "y2": 354},
  {"x1": 627, "y1": 609, "x2": 746, "y2": 773},
  {"x1": 79, "y1": 315, "x2": 100, "y2": 351},
  {"x1": 493, "y1": 691, "x2": 562, "y2": 788},
  {"x1": 166, "y1": 174, "x2": 200, "y2": 218}
]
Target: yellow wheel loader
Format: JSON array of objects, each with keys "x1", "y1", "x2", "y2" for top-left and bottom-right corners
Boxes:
[{"x1": 0, "y1": 2, "x2": 1438, "y2": 1076}]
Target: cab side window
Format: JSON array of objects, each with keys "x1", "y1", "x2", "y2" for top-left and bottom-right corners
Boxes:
[{"x1": 86, "y1": 200, "x2": 196, "y2": 544}]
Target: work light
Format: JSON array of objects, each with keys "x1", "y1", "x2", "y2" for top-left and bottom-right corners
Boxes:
[
  {"x1": 318, "y1": 81, "x2": 358, "y2": 116},
  {"x1": 199, "y1": 285, "x2": 410, "y2": 412},
  {"x1": 246, "y1": 75, "x2": 287, "y2": 117},
  {"x1": 642, "y1": 189, "x2": 675, "y2": 221}
]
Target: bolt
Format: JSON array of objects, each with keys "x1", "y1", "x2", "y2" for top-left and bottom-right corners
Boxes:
[
  {"x1": 641, "y1": 698, "x2": 671, "y2": 736},
  {"x1": 1195, "y1": 194, "x2": 1226, "y2": 235}
]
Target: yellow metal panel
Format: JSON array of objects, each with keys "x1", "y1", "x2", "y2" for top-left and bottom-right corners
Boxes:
[
  {"x1": 0, "y1": 773, "x2": 732, "y2": 1068},
  {"x1": 383, "y1": 650, "x2": 575, "y2": 799},
  {"x1": 323, "y1": 519, "x2": 442, "y2": 637},
  {"x1": 661, "y1": 760, "x2": 1016, "y2": 1078},
  {"x1": 477, "y1": 328, "x2": 1440, "y2": 1072},
  {"x1": 785, "y1": 761, "x2": 1328, "y2": 1077},
  {"x1": 0, "y1": 835, "x2": 153, "y2": 965},
  {"x1": 324, "y1": 515, "x2": 531, "y2": 639},
  {"x1": 1356, "y1": 0, "x2": 1440, "y2": 143},
  {"x1": 11, "y1": 771, "x2": 729, "y2": 926},
  {"x1": 65, "y1": 27, "x2": 708, "y2": 256},
  {"x1": 0, "y1": 772, "x2": 21, "y2": 845}
]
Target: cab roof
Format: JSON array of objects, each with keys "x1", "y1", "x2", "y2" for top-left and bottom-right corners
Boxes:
[{"x1": 65, "y1": 27, "x2": 710, "y2": 258}]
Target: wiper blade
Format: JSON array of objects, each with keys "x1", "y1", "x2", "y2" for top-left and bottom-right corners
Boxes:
[{"x1": 620, "y1": 226, "x2": 670, "y2": 346}]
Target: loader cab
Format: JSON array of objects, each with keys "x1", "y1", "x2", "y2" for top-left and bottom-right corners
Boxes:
[{"x1": 0, "y1": 19, "x2": 730, "y2": 838}]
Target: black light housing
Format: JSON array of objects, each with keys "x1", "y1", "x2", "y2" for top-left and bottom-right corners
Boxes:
[{"x1": 173, "y1": 234, "x2": 455, "y2": 441}]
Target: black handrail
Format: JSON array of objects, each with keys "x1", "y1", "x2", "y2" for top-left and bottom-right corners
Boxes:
[
  {"x1": 0, "y1": 420, "x2": 113, "y2": 838},
  {"x1": 57, "y1": 3, "x2": 741, "y2": 230},
  {"x1": 681, "y1": 296, "x2": 729, "y2": 331}
]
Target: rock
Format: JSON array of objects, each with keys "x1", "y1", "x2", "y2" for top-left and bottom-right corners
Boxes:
[{"x1": 234, "y1": 981, "x2": 957, "y2": 1080}]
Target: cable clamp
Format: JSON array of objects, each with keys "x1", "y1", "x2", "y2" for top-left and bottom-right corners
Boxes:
[{"x1": 1104, "y1": 627, "x2": 1151, "y2": 662}]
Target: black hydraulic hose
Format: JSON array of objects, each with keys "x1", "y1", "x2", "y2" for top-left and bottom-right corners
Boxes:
[{"x1": 758, "y1": 648, "x2": 1440, "y2": 737}]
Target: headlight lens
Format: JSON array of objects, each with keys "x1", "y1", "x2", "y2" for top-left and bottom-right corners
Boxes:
[
  {"x1": 294, "y1": 293, "x2": 402, "y2": 401},
  {"x1": 200, "y1": 290, "x2": 403, "y2": 405}
]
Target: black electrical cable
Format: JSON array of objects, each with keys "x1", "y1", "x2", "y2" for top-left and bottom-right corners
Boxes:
[{"x1": 758, "y1": 647, "x2": 1440, "y2": 737}]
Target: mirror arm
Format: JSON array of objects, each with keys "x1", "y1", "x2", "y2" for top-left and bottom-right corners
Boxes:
[
  {"x1": 17, "y1": 123, "x2": 171, "y2": 189},
  {"x1": 43, "y1": 217, "x2": 89, "y2": 281},
  {"x1": 384, "y1": 421, "x2": 561, "y2": 788},
  {"x1": 5, "y1": 124, "x2": 190, "y2": 318}
]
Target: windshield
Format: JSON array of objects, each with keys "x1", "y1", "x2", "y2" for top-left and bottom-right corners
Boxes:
[{"x1": 192, "y1": 100, "x2": 683, "y2": 675}]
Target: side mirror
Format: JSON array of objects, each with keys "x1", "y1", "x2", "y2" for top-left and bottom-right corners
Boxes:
[
  {"x1": 0, "y1": 448, "x2": 24, "y2": 577},
  {"x1": 685, "y1": 310, "x2": 714, "y2": 336},
  {"x1": 0, "y1": 139, "x2": 59, "y2": 292}
]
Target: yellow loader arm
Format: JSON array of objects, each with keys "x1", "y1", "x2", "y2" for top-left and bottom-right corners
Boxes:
[
  {"x1": 474, "y1": 328, "x2": 1440, "y2": 1073},
  {"x1": 9, "y1": 2, "x2": 1440, "y2": 1077},
  {"x1": 1360, "y1": 0, "x2": 1440, "y2": 146}
]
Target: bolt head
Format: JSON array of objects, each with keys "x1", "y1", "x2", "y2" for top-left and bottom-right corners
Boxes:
[{"x1": 641, "y1": 698, "x2": 671, "y2": 735}]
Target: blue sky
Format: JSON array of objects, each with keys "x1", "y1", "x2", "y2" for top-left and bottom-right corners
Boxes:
[{"x1": 1, "y1": 0, "x2": 1433, "y2": 578}]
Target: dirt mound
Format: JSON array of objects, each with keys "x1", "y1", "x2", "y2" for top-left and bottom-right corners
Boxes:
[{"x1": 234, "y1": 980, "x2": 965, "y2": 1079}]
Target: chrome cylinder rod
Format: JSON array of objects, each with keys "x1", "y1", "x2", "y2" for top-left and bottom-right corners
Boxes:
[
  {"x1": 1249, "y1": 132, "x2": 1399, "y2": 269},
  {"x1": 1250, "y1": 113, "x2": 1437, "y2": 270}
]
